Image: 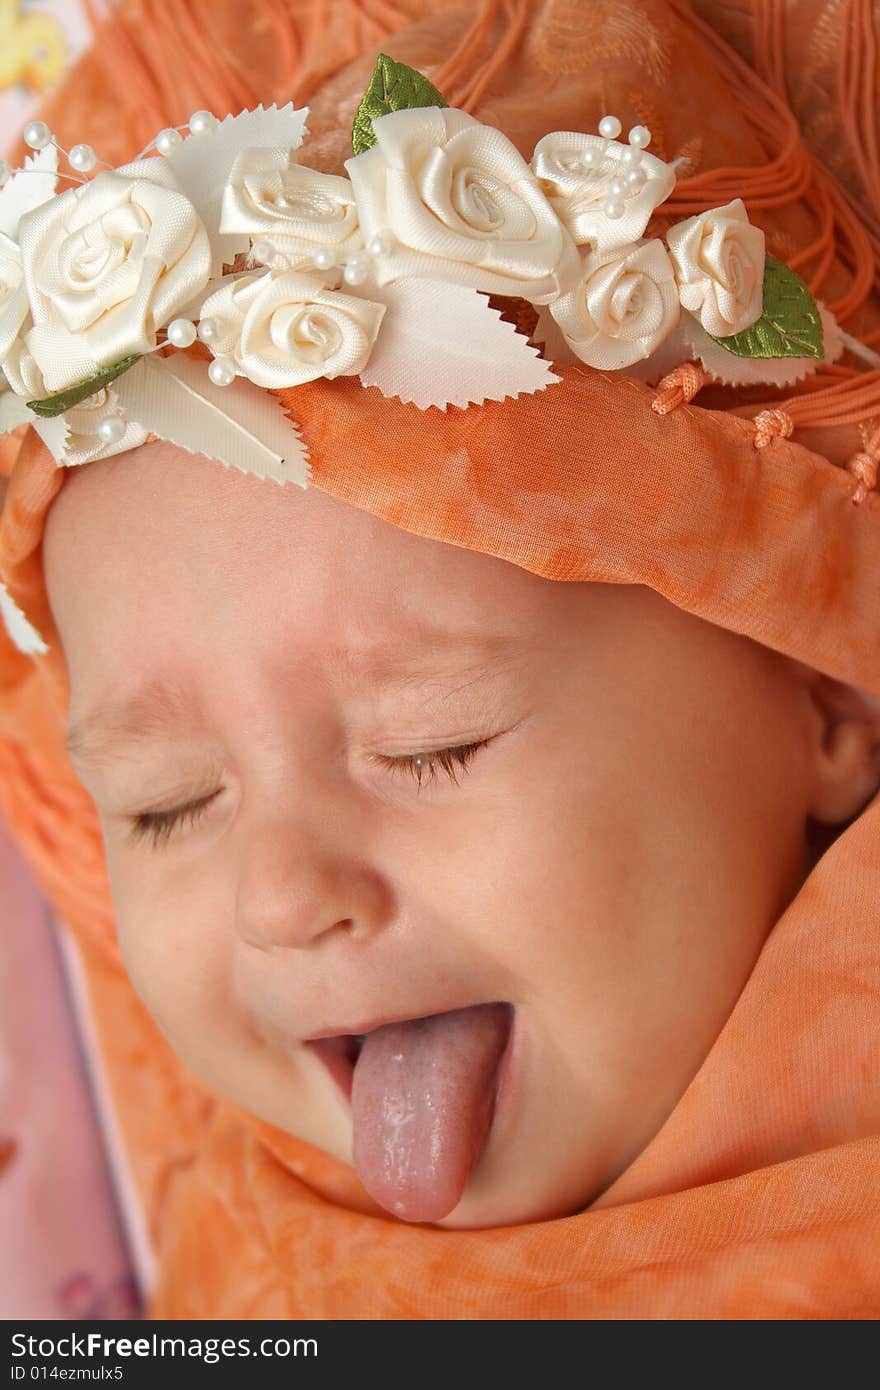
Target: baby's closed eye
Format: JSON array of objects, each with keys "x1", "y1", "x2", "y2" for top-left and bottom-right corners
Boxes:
[{"x1": 125, "y1": 734, "x2": 501, "y2": 850}]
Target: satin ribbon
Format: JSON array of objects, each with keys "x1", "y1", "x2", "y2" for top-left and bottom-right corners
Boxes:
[
  {"x1": 198, "y1": 269, "x2": 386, "y2": 387},
  {"x1": 19, "y1": 158, "x2": 211, "y2": 393},
  {"x1": 345, "y1": 106, "x2": 581, "y2": 305}
]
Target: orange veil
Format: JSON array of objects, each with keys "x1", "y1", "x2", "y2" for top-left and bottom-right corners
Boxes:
[{"x1": 1, "y1": 0, "x2": 879, "y2": 1317}]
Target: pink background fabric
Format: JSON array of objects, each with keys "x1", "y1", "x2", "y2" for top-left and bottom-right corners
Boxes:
[{"x1": 0, "y1": 809, "x2": 144, "y2": 1319}]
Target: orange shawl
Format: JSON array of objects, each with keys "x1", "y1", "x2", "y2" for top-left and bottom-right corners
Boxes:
[{"x1": 1, "y1": 0, "x2": 879, "y2": 1318}]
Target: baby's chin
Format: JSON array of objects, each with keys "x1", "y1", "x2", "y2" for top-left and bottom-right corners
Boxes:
[{"x1": 426, "y1": 1172, "x2": 598, "y2": 1230}]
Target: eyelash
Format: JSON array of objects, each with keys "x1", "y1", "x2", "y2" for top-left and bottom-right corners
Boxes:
[{"x1": 126, "y1": 737, "x2": 495, "y2": 849}]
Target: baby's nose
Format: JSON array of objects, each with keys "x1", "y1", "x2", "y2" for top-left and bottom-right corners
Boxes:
[{"x1": 233, "y1": 823, "x2": 386, "y2": 951}]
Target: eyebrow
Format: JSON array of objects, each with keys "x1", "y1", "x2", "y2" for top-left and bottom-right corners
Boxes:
[{"x1": 64, "y1": 630, "x2": 523, "y2": 768}]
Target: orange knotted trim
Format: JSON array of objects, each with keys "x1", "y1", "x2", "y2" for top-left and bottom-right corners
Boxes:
[
  {"x1": 650, "y1": 362, "x2": 715, "y2": 415},
  {"x1": 752, "y1": 407, "x2": 795, "y2": 449},
  {"x1": 846, "y1": 421, "x2": 880, "y2": 505}
]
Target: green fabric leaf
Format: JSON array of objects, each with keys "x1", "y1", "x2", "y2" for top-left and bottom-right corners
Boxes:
[
  {"x1": 707, "y1": 255, "x2": 824, "y2": 360},
  {"x1": 27, "y1": 354, "x2": 143, "y2": 418},
  {"x1": 351, "y1": 53, "x2": 448, "y2": 156}
]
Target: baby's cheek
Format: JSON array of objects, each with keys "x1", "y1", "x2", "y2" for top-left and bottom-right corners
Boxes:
[{"x1": 110, "y1": 870, "x2": 228, "y2": 1060}]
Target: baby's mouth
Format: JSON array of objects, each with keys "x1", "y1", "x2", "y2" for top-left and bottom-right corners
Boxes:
[
  {"x1": 303, "y1": 1030, "x2": 365, "y2": 1099},
  {"x1": 305, "y1": 1002, "x2": 513, "y2": 1223}
]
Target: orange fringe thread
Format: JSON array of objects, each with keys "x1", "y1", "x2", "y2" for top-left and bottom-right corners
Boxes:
[
  {"x1": 664, "y1": 0, "x2": 880, "y2": 433},
  {"x1": 846, "y1": 420, "x2": 880, "y2": 504},
  {"x1": 651, "y1": 362, "x2": 716, "y2": 414},
  {"x1": 752, "y1": 407, "x2": 796, "y2": 448}
]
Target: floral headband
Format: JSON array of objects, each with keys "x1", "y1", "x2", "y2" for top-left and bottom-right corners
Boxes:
[{"x1": 0, "y1": 51, "x2": 845, "y2": 498}]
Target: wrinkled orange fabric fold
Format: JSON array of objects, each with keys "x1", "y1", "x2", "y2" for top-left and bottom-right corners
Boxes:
[{"x1": 1, "y1": 0, "x2": 879, "y2": 1317}]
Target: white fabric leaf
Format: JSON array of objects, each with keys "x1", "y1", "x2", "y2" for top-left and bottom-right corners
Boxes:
[
  {"x1": 532, "y1": 304, "x2": 579, "y2": 366},
  {"x1": 0, "y1": 391, "x2": 34, "y2": 435},
  {"x1": 31, "y1": 412, "x2": 70, "y2": 461},
  {"x1": 678, "y1": 303, "x2": 844, "y2": 387},
  {"x1": 584, "y1": 302, "x2": 845, "y2": 391},
  {"x1": 114, "y1": 353, "x2": 310, "y2": 487},
  {"x1": 165, "y1": 105, "x2": 309, "y2": 274},
  {"x1": 0, "y1": 580, "x2": 49, "y2": 656},
  {"x1": 57, "y1": 384, "x2": 150, "y2": 467},
  {"x1": 0, "y1": 145, "x2": 58, "y2": 240},
  {"x1": 358, "y1": 278, "x2": 561, "y2": 410}
]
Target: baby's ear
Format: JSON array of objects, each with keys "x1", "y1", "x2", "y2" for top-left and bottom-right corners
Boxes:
[{"x1": 796, "y1": 664, "x2": 880, "y2": 825}]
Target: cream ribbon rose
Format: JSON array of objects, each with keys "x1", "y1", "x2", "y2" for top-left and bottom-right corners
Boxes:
[
  {"x1": 344, "y1": 106, "x2": 580, "y2": 304},
  {"x1": 2, "y1": 336, "x2": 44, "y2": 398},
  {"x1": 665, "y1": 197, "x2": 765, "y2": 337},
  {"x1": 0, "y1": 232, "x2": 27, "y2": 363},
  {"x1": 548, "y1": 238, "x2": 680, "y2": 369},
  {"x1": 531, "y1": 132, "x2": 676, "y2": 253},
  {"x1": 221, "y1": 148, "x2": 364, "y2": 269},
  {"x1": 18, "y1": 158, "x2": 211, "y2": 394},
  {"x1": 61, "y1": 385, "x2": 149, "y2": 467},
  {"x1": 0, "y1": 339, "x2": 145, "y2": 464},
  {"x1": 198, "y1": 268, "x2": 386, "y2": 387}
]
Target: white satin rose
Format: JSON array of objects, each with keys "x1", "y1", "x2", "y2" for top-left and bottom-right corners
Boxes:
[
  {"x1": 221, "y1": 148, "x2": 364, "y2": 270},
  {"x1": 2, "y1": 336, "x2": 44, "y2": 399},
  {"x1": 344, "y1": 106, "x2": 580, "y2": 304},
  {"x1": 665, "y1": 197, "x2": 765, "y2": 337},
  {"x1": 18, "y1": 158, "x2": 211, "y2": 393},
  {"x1": 61, "y1": 386, "x2": 149, "y2": 468},
  {"x1": 198, "y1": 268, "x2": 386, "y2": 387},
  {"x1": 0, "y1": 336, "x2": 144, "y2": 464},
  {"x1": 532, "y1": 132, "x2": 676, "y2": 253},
  {"x1": 548, "y1": 238, "x2": 680, "y2": 369},
  {"x1": 0, "y1": 232, "x2": 27, "y2": 363}
]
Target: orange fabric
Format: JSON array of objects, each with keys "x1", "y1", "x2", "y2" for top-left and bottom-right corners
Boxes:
[{"x1": 1, "y1": 0, "x2": 880, "y2": 1317}]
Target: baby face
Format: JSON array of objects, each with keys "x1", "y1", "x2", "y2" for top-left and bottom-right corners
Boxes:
[{"x1": 44, "y1": 441, "x2": 816, "y2": 1228}]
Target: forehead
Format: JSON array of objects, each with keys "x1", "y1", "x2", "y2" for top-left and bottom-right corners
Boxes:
[{"x1": 43, "y1": 440, "x2": 563, "y2": 696}]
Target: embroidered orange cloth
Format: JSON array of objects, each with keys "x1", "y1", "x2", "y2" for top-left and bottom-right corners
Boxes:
[{"x1": 1, "y1": 0, "x2": 879, "y2": 1317}]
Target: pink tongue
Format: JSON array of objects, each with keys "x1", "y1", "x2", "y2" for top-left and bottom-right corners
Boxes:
[{"x1": 352, "y1": 1003, "x2": 511, "y2": 1223}]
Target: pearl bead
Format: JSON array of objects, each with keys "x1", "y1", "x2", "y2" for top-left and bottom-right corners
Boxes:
[
  {"x1": 155, "y1": 127, "x2": 183, "y2": 155},
  {"x1": 23, "y1": 120, "x2": 52, "y2": 150},
  {"x1": 620, "y1": 146, "x2": 643, "y2": 167},
  {"x1": 603, "y1": 199, "x2": 625, "y2": 220},
  {"x1": 625, "y1": 167, "x2": 645, "y2": 187},
  {"x1": 97, "y1": 414, "x2": 126, "y2": 446},
  {"x1": 598, "y1": 114, "x2": 622, "y2": 139},
  {"x1": 197, "y1": 317, "x2": 222, "y2": 344},
  {"x1": 166, "y1": 317, "x2": 197, "y2": 348},
  {"x1": 188, "y1": 109, "x2": 218, "y2": 135},
  {"x1": 343, "y1": 253, "x2": 369, "y2": 286},
  {"x1": 628, "y1": 125, "x2": 651, "y2": 148},
  {"x1": 69, "y1": 143, "x2": 97, "y2": 173},
  {"x1": 609, "y1": 178, "x2": 625, "y2": 197},
  {"x1": 312, "y1": 247, "x2": 336, "y2": 270},
  {"x1": 579, "y1": 147, "x2": 599, "y2": 168},
  {"x1": 0, "y1": 159, "x2": 11, "y2": 187},
  {"x1": 367, "y1": 230, "x2": 395, "y2": 257},
  {"x1": 208, "y1": 356, "x2": 236, "y2": 387},
  {"x1": 252, "y1": 238, "x2": 276, "y2": 263}
]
